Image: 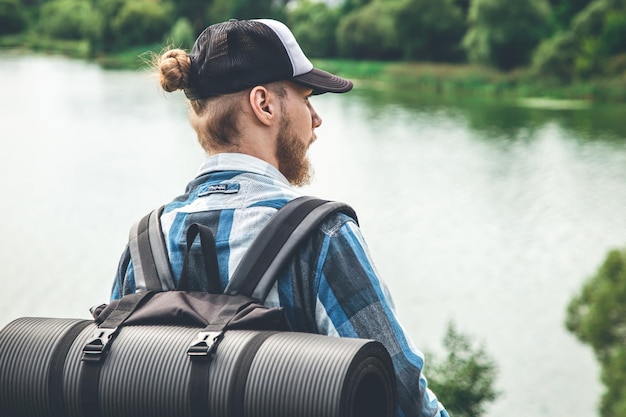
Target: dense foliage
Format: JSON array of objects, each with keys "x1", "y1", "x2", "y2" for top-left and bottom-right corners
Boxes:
[
  {"x1": 534, "y1": 0, "x2": 626, "y2": 79},
  {"x1": 427, "y1": 323, "x2": 500, "y2": 417},
  {"x1": 0, "y1": 0, "x2": 26, "y2": 35},
  {"x1": 463, "y1": 0, "x2": 552, "y2": 70},
  {"x1": 4, "y1": 0, "x2": 626, "y2": 78},
  {"x1": 0, "y1": 0, "x2": 626, "y2": 78},
  {"x1": 566, "y1": 248, "x2": 626, "y2": 417}
]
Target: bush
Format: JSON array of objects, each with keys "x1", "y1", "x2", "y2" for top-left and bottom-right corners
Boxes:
[
  {"x1": 566, "y1": 248, "x2": 626, "y2": 417},
  {"x1": 336, "y1": 1, "x2": 402, "y2": 60},
  {"x1": 602, "y1": 10, "x2": 626, "y2": 55},
  {"x1": 394, "y1": 0, "x2": 466, "y2": 62},
  {"x1": 605, "y1": 53, "x2": 626, "y2": 76},
  {"x1": 427, "y1": 323, "x2": 500, "y2": 417},
  {"x1": 575, "y1": 35, "x2": 604, "y2": 77},
  {"x1": 534, "y1": 1, "x2": 626, "y2": 80},
  {"x1": 550, "y1": 0, "x2": 594, "y2": 30},
  {"x1": 207, "y1": 0, "x2": 286, "y2": 23},
  {"x1": 463, "y1": 0, "x2": 552, "y2": 70},
  {"x1": 288, "y1": 0, "x2": 340, "y2": 58},
  {"x1": 0, "y1": 0, "x2": 26, "y2": 35},
  {"x1": 173, "y1": 0, "x2": 211, "y2": 33},
  {"x1": 111, "y1": 0, "x2": 174, "y2": 49},
  {"x1": 38, "y1": 0, "x2": 101, "y2": 40},
  {"x1": 533, "y1": 31, "x2": 579, "y2": 80},
  {"x1": 90, "y1": 0, "x2": 126, "y2": 52},
  {"x1": 572, "y1": 0, "x2": 612, "y2": 36},
  {"x1": 167, "y1": 17, "x2": 195, "y2": 50}
]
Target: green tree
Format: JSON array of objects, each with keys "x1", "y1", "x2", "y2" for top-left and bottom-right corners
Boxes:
[
  {"x1": 454, "y1": 0, "x2": 471, "y2": 15},
  {"x1": 340, "y1": 0, "x2": 374, "y2": 15},
  {"x1": 92, "y1": 0, "x2": 128, "y2": 52},
  {"x1": 532, "y1": 31, "x2": 579, "y2": 80},
  {"x1": 549, "y1": 0, "x2": 594, "y2": 30},
  {"x1": 38, "y1": 0, "x2": 101, "y2": 40},
  {"x1": 167, "y1": 17, "x2": 196, "y2": 50},
  {"x1": 173, "y1": 0, "x2": 211, "y2": 34},
  {"x1": 336, "y1": 0, "x2": 402, "y2": 60},
  {"x1": 534, "y1": 0, "x2": 626, "y2": 79},
  {"x1": 207, "y1": 0, "x2": 286, "y2": 23},
  {"x1": 0, "y1": 0, "x2": 26, "y2": 35},
  {"x1": 394, "y1": 0, "x2": 466, "y2": 62},
  {"x1": 110, "y1": 0, "x2": 174, "y2": 49},
  {"x1": 427, "y1": 323, "x2": 500, "y2": 417},
  {"x1": 463, "y1": 0, "x2": 552, "y2": 70},
  {"x1": 288, "y1": 0, "x2": 340, "y2": 58},
  {"x1": 566, "y1": 248, "x2": 626, "y2": 417},
  {"x1": 602, "y1": 9, "x2": 626, "y2": 54}
]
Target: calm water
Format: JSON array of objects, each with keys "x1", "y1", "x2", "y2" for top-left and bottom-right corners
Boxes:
[{"x1": 2, "y1": 52, "x2": 626, "y2": 417}]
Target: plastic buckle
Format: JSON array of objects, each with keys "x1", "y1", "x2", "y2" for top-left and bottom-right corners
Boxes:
[
  {"x1": 82, "y1": 327, "x2": 118, "y2": 362},
  {"x1": 187, "y1": 331, "x2": 223, "y2": 361}
]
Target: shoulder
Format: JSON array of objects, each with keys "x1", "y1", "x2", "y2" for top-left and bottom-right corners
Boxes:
[{"x1": 319, "y1": 210, "x2": 359, "y2": 237}]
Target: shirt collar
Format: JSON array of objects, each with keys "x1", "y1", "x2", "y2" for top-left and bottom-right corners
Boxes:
[{"x1": 196, "y1": 153, "x2": 290, "y2": 185}]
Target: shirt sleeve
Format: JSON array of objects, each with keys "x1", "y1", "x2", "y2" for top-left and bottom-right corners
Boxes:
[
  {"x1": 311, "y1": 218, "x2": 448, "y2": 417},
  {"x1": 110, "y1": 245, "x2": 135, "y2": 301}
]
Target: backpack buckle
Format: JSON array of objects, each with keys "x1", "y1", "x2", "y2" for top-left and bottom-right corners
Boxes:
[
  {"x1": 187, "y1": 331, "x2": 223, "y2": 361},
  {"x1": 82, "y1": 327, "x2": 118, "y2": 362}
]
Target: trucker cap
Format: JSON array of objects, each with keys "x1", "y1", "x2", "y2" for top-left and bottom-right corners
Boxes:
[{"x1": 184, "y1": 19, "x2": 353, "y2": 99}]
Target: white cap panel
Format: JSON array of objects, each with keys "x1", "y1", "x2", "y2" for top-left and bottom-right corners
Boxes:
[{"x1": 255, "y1": 18, "x2": 314, "y2": 77}]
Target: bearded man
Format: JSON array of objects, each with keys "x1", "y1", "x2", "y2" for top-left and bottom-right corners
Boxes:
[{"x1": 111, "y1": 18, "x2": 448, "y2": 417}]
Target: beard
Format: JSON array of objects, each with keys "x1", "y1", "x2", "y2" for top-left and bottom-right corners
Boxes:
[{"x1": 275, "y1": 115, "x2": 314, "y2": 187}]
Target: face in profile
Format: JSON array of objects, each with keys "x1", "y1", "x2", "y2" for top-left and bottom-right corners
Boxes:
[
  {"x1": 274, "y1": 83, "x2": 321, "y2": 186},
  {"x1": 276, "y1": 113, "x2": 313, "y2": 186}
]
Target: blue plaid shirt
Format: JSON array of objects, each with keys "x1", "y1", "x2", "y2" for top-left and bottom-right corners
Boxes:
[{"x1": 111, "y1": 153, "x2": 448, "y2": 417}]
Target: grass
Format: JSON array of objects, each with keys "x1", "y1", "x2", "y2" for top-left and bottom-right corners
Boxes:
[
  {"x1": 0, "y1": 32, "x2": 90, "y2": 58},
  {"x1": 313, "y1": 58, "x2": 626, "y2": 103},
  {"x1": 3, "y1": 34, "x2": 626, "y2": 103},
  {"x1": 94, "y1": 44, "x2": 163, "y2": 70}
]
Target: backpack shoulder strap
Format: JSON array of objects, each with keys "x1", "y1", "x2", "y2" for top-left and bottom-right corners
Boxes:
[
  {"x1": 224, "y1": 196, "x2": 358, "y2": 302},
  {"x1": 128, "y1": 206, "x2": 176, "y2": 291}
]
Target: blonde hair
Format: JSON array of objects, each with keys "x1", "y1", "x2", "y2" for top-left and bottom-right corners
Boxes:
[{"x1": 157, "y1": 48, "x2": 245, "y2": 152}]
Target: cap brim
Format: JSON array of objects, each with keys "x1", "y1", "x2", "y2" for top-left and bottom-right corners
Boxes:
[{"x1": 292, "y1": 68, "x2": 353, "y2": 95}]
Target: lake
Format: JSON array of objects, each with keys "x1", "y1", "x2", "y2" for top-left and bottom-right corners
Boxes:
[{"x1": 2, "y1": 52, "x2": 626, "y2": 417}]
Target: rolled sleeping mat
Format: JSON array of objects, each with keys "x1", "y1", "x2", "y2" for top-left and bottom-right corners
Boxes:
[{"x1": 0, "y1": 317, "x2": 397, "y2": 417}]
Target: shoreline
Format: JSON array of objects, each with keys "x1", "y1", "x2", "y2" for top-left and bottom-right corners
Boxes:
[{"x1": 2, "y1": 36, "x2": 626, "y2": 104}]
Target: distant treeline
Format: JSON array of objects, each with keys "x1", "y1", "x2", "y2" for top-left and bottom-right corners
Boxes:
[{"x1": 2, "y1": 0, "x2": 626, "y2": 81}]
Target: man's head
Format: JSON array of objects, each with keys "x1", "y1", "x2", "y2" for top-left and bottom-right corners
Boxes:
[
  {"x1": 183, "y1": 19, "x2": 353, "y2": 99},
  {"x1": 157, "y1": 19, "x2": 352, "y2": 186}
]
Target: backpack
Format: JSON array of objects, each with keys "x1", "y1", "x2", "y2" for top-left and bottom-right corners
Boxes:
[{"x1": 0, "y1": 197, "x2": 397, "y2": 417}]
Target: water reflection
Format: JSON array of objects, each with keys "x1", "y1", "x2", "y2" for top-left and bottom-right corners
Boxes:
[
  {"x1": 1, "y1": 53, "x2": 625, "y2": 417},
  {"x1": 352, "y1": 85, "x2": 626, "y2": 143}
]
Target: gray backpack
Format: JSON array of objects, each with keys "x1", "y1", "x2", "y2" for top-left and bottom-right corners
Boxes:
[{"x1": 0, "y1": 197, "x2": 398, "y2": 417}]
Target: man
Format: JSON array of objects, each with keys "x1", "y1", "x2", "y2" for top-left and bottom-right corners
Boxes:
[{"x1": 112, "y1": 18, "x2": 448, "y2": 417}]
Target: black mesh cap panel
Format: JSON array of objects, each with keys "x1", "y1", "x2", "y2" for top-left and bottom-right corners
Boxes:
[{"x1": 185, "y1": 20, "x2": 293, "y2": 99}]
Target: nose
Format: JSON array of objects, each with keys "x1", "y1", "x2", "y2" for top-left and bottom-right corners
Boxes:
[{"x1": 309, "y1": 102, "x2": 322, "y2": 129}]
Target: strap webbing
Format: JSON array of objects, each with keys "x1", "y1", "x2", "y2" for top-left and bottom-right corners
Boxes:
[
  {"x1": 177, "y1": 223, "x2": 221, "y2": 293},
  {"x1": 189, "y1": 358, "x2": 211, "y2": 417},
  {"x1": 148, "y1": 207, "x2": 176, "y2": 290},
  {"x1": 128, "y1": 211, "x2": 163, "y2": 292},
  {"x1": 48, "y1": 320, "x2": 92, "y2": 417},
  {"x1": 98, "y1": 291, "x2": 155, "y2": 330},
  {"x1": 225, "y1": 196, "x2": 357, "y2": 300},
  {"x1": 188, "y1": 328, "x2": 277, "y2": 417},
  {"x1": 79, "y1": 292, "x2": 154, "y2": 417},
  {"x1": 79, "y1": 359, "x2": 103, "y2": 417},
  {"x1": 129, "y1": 207, "x2": 175, "y2": 292}
]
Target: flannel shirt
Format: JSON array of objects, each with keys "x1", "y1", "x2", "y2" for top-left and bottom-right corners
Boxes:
[{"x1": 111, "y1": 153, "x2": 448, "y2": 417}]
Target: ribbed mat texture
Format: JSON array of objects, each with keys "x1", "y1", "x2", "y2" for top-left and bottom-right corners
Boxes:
[{"x1": 0, "y1": 317, "x2": 396, "y2": 417}]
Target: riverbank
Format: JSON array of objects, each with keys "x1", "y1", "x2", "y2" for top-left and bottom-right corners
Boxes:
[
  {"x1": 2, "y1": 35, "x2": 626, "y2": 103},
  {"x1": 315, "y1": 59, "x2": 626, "y2": 103}
]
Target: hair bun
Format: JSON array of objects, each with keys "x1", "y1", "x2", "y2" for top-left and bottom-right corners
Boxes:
[{"x1": 159, "y1": 49, "x2": 192, "y2": 92}]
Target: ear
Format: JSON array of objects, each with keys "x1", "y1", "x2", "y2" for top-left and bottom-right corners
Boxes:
[{"x1": 249, "y1": 86, "x2": 275, "y2": 127}]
